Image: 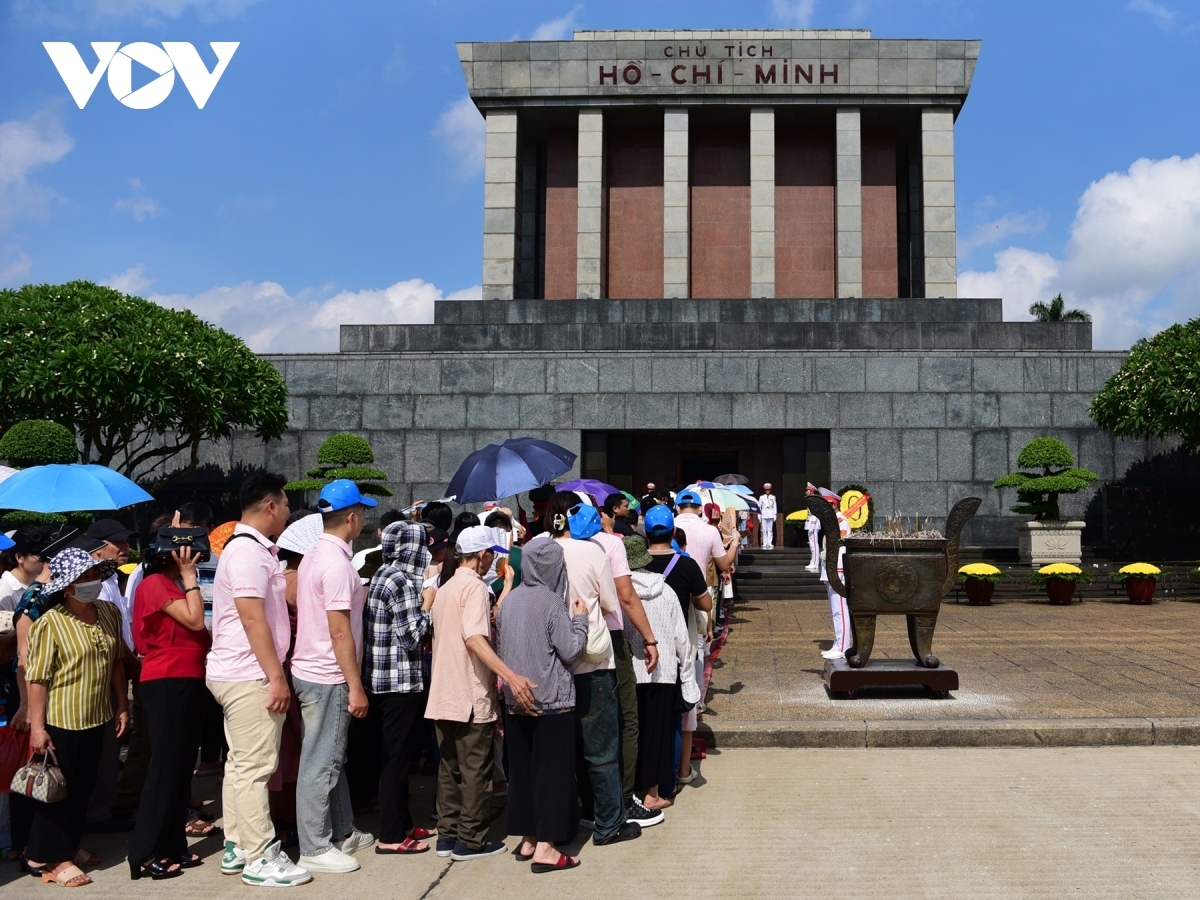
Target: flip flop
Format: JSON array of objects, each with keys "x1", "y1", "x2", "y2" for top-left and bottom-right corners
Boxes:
[
  {"x1": 514, "y1": 847, "x2": 535, "y2": 862},
  {"x1": 375, "y1": 837, "x2": 428, "y2": 855},
  {"x1": 531, "y1": 854, "x2": 580, "y2": 874},
  {"x1": 408, "y1": 826, "x2": 438, "y2": 840}
]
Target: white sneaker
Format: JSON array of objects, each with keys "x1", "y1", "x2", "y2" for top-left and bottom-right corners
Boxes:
[
  {"x1": 805, "y1": 565, "x2": 819, "y2": 572},
  {"x1": 298, "y1": 846, "x2": 361, "y2": 874},
  {"x1": 241, "y1": 841, "x2": 313, "y2": 887},
  {"x1": 821, "y1": 648, "x2": 845, "y2": 660},
  {"x1": 334, "y1": 829, "x2": 375, "y2": 855}
]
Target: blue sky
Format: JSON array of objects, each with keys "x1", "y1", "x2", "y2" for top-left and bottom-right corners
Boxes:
[{"x1": 1, "y1": 0, "x2": 1199, "y2": 351}]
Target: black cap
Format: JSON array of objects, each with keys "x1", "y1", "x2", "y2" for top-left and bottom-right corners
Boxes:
[
  {"x1": 529, "y1": 485, "x2": 555, "y2": 502},
  {"x1": 426, "y1": 528, "x2": 451, "y2": 553},
  {"x1": 43, "y1": 526, "x2": 105, "y2": 558},
  {"x1": 87, "y1": 519, "x2": 135, "y2": 543}
]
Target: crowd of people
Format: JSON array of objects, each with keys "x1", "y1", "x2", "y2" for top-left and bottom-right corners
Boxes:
[{"x1": 0, "y1": 471, "x2": 754, "y2": 886}]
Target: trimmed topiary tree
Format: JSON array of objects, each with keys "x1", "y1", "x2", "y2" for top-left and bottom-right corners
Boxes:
[
  {"x1": 0, "y1": 420, "x2": 78, "y2": 467},
  {"x1": 284, "y1": 433, "x2": 393, "y2": 498},
  {"x1": 993, "y1": 437, "x2": 1099, "y2": 522}
]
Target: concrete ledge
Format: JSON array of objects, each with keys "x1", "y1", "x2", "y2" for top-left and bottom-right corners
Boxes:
[{"x1": 702, "y1": 717, "x2": 1200, "y2": 749}]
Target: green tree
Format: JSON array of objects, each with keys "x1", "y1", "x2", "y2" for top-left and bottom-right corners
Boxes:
[
  {"x1": 993, "y1": 437, "x2": 1099, "y2": 521},
  {"x1": 0, "y1": 281, "x2": 289, "y2": 484},
  {"x1": 1090, "y1": 318, "x2": 1200, "y2": 453},
  {"x1": 284, "y1": 433, "x2": 393, "y2": 498},
  {"x1": 1029, "y1": 293, "x2": 1091, "y2": 323},
  {"x1": 0, "y1": 420, "x2": 79, "y2": 467}
]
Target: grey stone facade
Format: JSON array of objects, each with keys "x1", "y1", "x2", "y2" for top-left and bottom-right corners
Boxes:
[{"x1": 232, "y1": 339, "x2": 1140, "y2": 548}]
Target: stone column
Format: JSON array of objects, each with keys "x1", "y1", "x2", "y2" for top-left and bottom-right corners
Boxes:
[
  {"x1": 922, "y1": 108, "x2": 957, "y2": 298},
  {"x1": 835, "y1": 108, "x2": 863, "y2": 299},
  {"x1": 576, "y1": 109, "x2": 604, "y2": 300},
  {"x1": 663, "y1": 108, "x2": 689, "y2": 299},
  {"x1": 518, "y1": 141, "x2": 538, "y2": 300},
  {"x1": 750, "y1": 107, "x2": 775, "y2": 299},
  {"x1": 482, "y1": 109, "x2": 519, "y2": 300}
]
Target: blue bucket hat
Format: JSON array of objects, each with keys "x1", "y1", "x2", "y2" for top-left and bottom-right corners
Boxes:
[{"x1": 317, "y1": 479, "x2": 379, "y2": 513}]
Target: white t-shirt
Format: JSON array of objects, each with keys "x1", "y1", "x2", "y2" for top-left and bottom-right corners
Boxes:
[
  {"x1": 0, "y1": 570, "x2": 28, "y2": 612},
  {"x1": 758, "y1": 494, "x2": 778, "y2": 518},
  {"x1": 102, "y1": 572, "x2": 134, "y2": 651}
]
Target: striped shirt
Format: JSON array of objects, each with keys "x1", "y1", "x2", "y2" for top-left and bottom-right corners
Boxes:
[{"x1": 26, "y1": 601, "x2": 122, "y2": 730}]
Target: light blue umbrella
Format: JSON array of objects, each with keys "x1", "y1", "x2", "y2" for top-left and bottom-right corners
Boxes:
[
  {"x1": 0, "y1": 463, "x2": 154, "y2": 513},
  {"x1": 727, "y1": 484, "x2": 755, "y2": 496}
]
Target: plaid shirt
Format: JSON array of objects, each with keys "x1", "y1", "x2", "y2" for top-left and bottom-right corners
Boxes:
[{"x1": 362, "y1": 521, "x2": 433, "y2": 694}]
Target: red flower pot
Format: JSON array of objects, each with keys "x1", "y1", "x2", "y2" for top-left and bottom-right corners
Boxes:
[
  {"x1": 964, "y1": 580, "x2": 994, "y2": 606},
  {"x1": 1124, "y1": 577, "x2": 1156, "y2": 604},
  {"x1": 1045, "y1": 578, "x2": 1077, "y2": 605}
]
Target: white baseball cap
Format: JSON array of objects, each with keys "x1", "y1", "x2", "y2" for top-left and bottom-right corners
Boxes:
[{"x1": 456, "y1": 525, "x2": 510, "y2": 556}]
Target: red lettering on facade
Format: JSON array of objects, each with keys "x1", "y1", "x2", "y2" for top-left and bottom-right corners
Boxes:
[
  {"x1": 599, "y1": 65, "x2": 617, "y2": 84},
  {"x1": 761, "y1": 45, "x2": 774, "y2": 57},
  {"x1": 664, "y1": 46, "x2": 673, "y2": 58},
  {"x1": 671, "y1": 64, "x2": 687, "y2": 85},
  {"x1": 747, "y1": 45, "x2": 757, "y2": 57},
  {"x1": 796, "y1": 64, "x2": 813, "y2": 84},
  {"x1": 821, "y1": 64, "x2": 838, "y2": 84},
  {"x1": 693, "y1": 64, "x2": 711, "y2": 84},
  {"x1": 622, "y1": 63, "x2": 642, "y2": 85},
  {"x1": 755, "y1": 64, "x2": 776, "y2": 84}
]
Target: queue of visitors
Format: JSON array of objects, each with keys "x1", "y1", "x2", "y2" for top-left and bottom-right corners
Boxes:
[{"x1": 0, "y1": 471, "x2": 742, "y2": 884}]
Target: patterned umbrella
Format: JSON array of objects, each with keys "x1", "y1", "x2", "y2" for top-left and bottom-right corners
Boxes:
[{"x1": 713, "y1": 473, "x2": 750, "y2": 486}]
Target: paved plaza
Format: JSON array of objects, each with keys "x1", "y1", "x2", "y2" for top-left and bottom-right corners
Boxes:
[
  {"x1": 710, "y1": 596, "x2": 1200, "y2": 723},
  {"x1": 2, "y1": 746, "x2": 1198, "y2": 898}
]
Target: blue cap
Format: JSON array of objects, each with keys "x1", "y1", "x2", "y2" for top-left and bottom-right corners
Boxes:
[
  {"x1": 643, "y1": 505, "x2": 675, "y2": 536},
  {"x1": 317, "y1": 479, "x2": 379, "y2": 513},
  {"x1": 0, "y1": 532, "x2": 13, "y2": 552},
  {"x1": 567, "y1": 503, "x2": 602, "y2": 541},
  {"x1": 675, "y1": 489, "x2": 703, "y2": 508}
]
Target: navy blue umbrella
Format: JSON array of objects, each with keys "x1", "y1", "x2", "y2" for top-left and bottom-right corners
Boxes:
[{"x1": 445, "y1": 438, "x2": 577, "y2": 504}]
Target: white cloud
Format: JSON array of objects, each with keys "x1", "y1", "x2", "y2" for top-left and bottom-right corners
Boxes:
[
  {"x1": 0, "y1": 108, "x2": 73, "y2": 227},
  {"x1": 958, "y1": 209, "x2": 1047, "y2": 255},
  {"x1": 434, "y1": 97, "x2": 486, "y2": 180},
  {"x1": 104, "y1": 263, "x2": 154, "y2": 295},
  {"x1": 531, "y1": 5, "x2": 584, "y2": 41},
  {"x1": 771, "y1": 0, "x2": 818, "y2": 27},
  {"x1": 0, "y1": 246, "x2": 33, "y2": 285},
  {"x1": 960, "y1": 154, "x2": 1200, "y2": 350},
  {"x1": 149, "y1": 278, "x2": 482, "y2": 353},
  {"x1": 1128, "y1": 0, "x2": 1176, "y2": 29},
  {"x1": 115, "y1": 177, "x2": 162, "y2": 222}
]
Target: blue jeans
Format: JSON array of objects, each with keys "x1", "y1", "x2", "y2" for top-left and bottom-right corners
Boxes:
[
  {"x1": 294, "y1": 677, "x2": 355, "y2": 856},
  {"x1": 573, "y1": 670, "x2": 625, "y2": 841}
]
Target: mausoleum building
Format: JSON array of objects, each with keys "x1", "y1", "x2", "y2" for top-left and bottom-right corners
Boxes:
[{"x1": 245, "y1": 29, "x2": 1162, "y2": 548}]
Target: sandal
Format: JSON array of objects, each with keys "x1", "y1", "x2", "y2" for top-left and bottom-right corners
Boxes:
[
  {"x1": 374, "y1": 837, "x2": 428, "y2": 855},
  {"x1": 129, "y1": 857, "x2": 183, "y2": 880},
  {"x1": 42, "y1": 864, "x2": 92, "y2": 887},
  {"x1": 530, "y1": 854, "x2": 580, "y2": 874},
  {"x1": 184, "y1": 815, "x2": 216, "y2": 837},
  {"x1": 175, "y1": 852, "x2": 203, "y2": 868},
  {"x1": 408, "y1": 826, "x2": 437, "y2": 840},
  {"x1": 72, "y1": 851, "x2": 100, "y2": 868}
]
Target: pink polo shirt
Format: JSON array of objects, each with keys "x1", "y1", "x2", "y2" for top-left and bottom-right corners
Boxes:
[
  {"x1": 207, "y1": 524, "x2": 290, "y2": 683},
  {"x1": 589, "y1": 531, "x2": 629, "y2": 630},
  {"x1": 291, "y1": 532, "x2": 364, "y2": 685},
  {"x1": 674, "y1": 513, "x2": 728, "y2": 578}
]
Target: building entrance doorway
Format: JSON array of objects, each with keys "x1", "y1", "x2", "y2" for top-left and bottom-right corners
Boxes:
[{"x1": 581, "y1": 430, "x2": 830, "y2": 523}]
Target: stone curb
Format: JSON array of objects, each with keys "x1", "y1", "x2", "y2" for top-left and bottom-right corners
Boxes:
[{"x1": 699, "y1": 717, "x2": 1200, "y2": 749}]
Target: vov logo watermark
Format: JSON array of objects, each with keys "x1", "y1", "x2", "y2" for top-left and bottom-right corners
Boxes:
[{"x1": 43, "y1": 42, "x2": 239, "y2": 109}]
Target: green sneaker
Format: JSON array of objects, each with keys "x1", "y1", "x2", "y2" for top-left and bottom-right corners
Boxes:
[{"x1": 221, "y1": 841, "x2": 247, "y2": 875}]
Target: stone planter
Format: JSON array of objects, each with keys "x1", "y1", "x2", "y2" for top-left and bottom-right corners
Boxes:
[
  {"x1": 1045, "y1": 578, "x2": 1077, "y2": 605},
  {"x1": 964, "y1": 580, "x2": 994, "y2": 606},
  {"x1": 1124, "y1": 577, "x2": 1156, "y2": 604},
  {"x1": 1017, "y1": 520, "x2": 1086, "y2": 566}
]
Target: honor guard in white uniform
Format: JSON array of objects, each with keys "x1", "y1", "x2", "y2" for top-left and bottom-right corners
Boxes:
[
  {"x1": 757, "y1": 483, "x2": 777, "y2": 550},
  {"x1": 804, "y1": 482, "x2": 821, "y2": 571},
  {"x1": 817, "y1": 488, "x2": 853, "y2": 660}
]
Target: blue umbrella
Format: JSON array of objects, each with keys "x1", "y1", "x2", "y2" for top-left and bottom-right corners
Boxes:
[
  {"x1": 0, "y1": 463, "x2": 154, "y2": 513},
  {"x1": 727, "y1": 484, "x2": 755, "y2": 496},
  {"x1": 446, "y1": 438, "x2": 576, "y2": 504}
]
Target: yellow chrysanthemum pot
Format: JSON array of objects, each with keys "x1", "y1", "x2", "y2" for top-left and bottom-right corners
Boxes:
[
  {"x1": 1116, "y1": 563, "x2": 1161, "y2": 605},
  {"x1": 958, "y1": 563, "x2": 1003, "y2": 606}
]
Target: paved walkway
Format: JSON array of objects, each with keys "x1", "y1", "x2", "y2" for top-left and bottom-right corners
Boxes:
[
  {"x1": 709, "y1": 597, "x2": 1200, "y2": 722},
  {"x1": 6, "y1": 746, "x2": 1199, "y2": 898}
]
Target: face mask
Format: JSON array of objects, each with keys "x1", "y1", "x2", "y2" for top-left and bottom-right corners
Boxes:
[{"x1": 72, "y1": 579, "x2": 103, "y2": 603}]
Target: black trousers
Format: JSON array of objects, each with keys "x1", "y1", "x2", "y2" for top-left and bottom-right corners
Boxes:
[
  {"x1": 128, "y1": 678, "x2": 205, "y2": 865},
  {"x1": 505, "y1": 711, "x2": 575, "y2": 845},
  {"x1": 198, "y1": 688, "x2": 225, "y2": 764},
  {"x1": 373, "y1": 691, "x2": 423, "y2": 843},
  {"x1": 347, "y1": 697, "x2": 382, "y2": 812},
  {"x1": 27, "y1": 723, "x2": 105, "y2": 865},
  {"x1": 635, "y1": 684, "x2": 675, "y2": 793}
]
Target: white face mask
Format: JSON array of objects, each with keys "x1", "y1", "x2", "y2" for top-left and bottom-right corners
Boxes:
[{"x1": 72, "y1": 579, "x2": 103, "y2": 603}]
